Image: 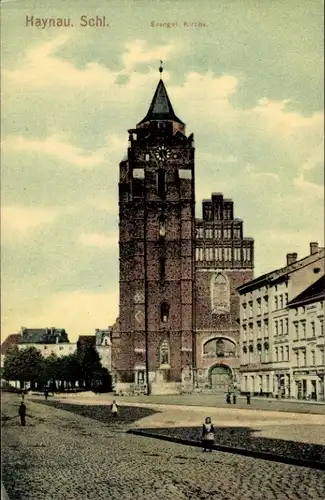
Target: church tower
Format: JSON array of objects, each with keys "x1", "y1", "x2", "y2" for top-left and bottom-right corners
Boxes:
[{"x1": 115, "y1": 67, "x2": 196, "y2": 394}]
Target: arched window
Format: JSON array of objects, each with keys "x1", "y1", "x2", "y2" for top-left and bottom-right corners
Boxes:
[
  {"x1": 160, "y1": 339, "x2": 170, "y2": 365},
  {"x1": 159, "y1": 217, "x2": 166, "y2": 238},
  {"x1": 211, "y1": 273, "x2": 230, "y2": 314},
  {"x1": 160, "y1": 302, "x2": 170, "y2": 323}
]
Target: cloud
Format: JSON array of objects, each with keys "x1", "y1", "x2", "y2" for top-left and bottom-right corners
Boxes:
[
  {"x1": 3, "y1": 134, "x2": 106, "y2": 168},
  {"x1": 1, "y1": 205, "x2": 59, "y2": 240},
  {"x1": 79, "y1": 232, "x2": 118, "y2": 247},
  {"x1": 121, "y1": 39, "x2": 180, "y2": 71}
]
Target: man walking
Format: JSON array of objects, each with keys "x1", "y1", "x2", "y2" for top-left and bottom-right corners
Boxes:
[{"x1": 19, "y1": 402, "x2": 27, "y2": 426}]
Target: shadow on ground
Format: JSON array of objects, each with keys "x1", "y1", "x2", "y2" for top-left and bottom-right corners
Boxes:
[
  {"x1": 132, "y1": 425, "x2": 325, "y2": 464},
  {"x1": 31, "y1": 399, "x2": 160, "y2": 425}
]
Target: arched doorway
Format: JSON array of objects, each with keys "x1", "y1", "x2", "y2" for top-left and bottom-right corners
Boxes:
[{"x1": 209, "y1": 364, "x2": 233, "y2": 392}]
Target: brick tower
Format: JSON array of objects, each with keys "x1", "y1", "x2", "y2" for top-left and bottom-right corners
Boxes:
[{"x1": 115, "y1": 68, "x2": 196, "y2": 394}]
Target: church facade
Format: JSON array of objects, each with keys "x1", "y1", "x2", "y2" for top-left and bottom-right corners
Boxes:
[{"x1": 112, "y1": 74, "x2": 254, "y2": 394}]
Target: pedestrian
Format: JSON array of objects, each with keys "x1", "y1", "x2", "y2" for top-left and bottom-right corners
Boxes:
[
  {"x1": 44, "y1": 388, "x2": 49, "y2": 400},
  {"x1": 232, "y1": 393, "x2": 236, "y2": 404},
  {"x1": 201, "y1": 416, "x2": 215, "y2": 452},
  {"x1": 247, "y1": 392, "x2": 251, "y2": 405},
  {"x1": 19, "y1": 402, "x2": 27, "y2": 426},
  {"x1": 111, "y1": 400, "x2": 118, "y2": 418},
  {"x1": 226, "y1": 392, "x2": 231, "y2": 404}
]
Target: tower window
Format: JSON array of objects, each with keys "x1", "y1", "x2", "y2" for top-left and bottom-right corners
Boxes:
[
  {"x1": 161, "y1": 302, "x2": 170, "y2": 323},
  {"x1": 159, "y1": 218, "x2": 166, "y2": 237},
  {"x1": 132, "y1": 179, "x2": 144, "y2": 198},
  {"x1": 157, "y1": 170, "x2": 166, "y2": 197},
  {"x1": 159, "y1": 257, "x2": 166, "y2": 280}
]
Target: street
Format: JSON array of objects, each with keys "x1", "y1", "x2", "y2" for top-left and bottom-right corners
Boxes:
[{"x1": 2, "y1": 393, "x2": 325, "y2": 500}]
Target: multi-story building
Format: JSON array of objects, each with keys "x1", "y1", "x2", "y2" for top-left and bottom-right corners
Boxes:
[
  {"x1": 194, "y1": 194, "x2": 253, "y2": 392},
  {"x1": 18, "y1": 327, "x2": 76, "y2": 357},
  {"x1": 113, "y1": 71, "x2": 254, "y2": 394},
  {"x1": 288, "y1": 275, "x2": 324, "y2": 400},
  {"x1": 238, "y1": 243, "x2": 324, "y2": 399}
]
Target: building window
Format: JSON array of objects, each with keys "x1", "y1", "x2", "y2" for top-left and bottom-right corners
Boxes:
[
  {"x1": 275, "y1": 347, "x2": 278, "y2": 362},
  {"x1": 293, "y1": 322, "x2": 299, "y2": 339},
  {"x1": 280, "y1": 346, "x2": 284, "y2": 361},
  {"x1": 263, "y1": 319, "x2": 269, "y2": 337},
  {"x1": 160, "y1": 302, "x2": 170, "y2": 323},
  {"x1": 285, "y1": 318, "x2": 288, "y2": 335},
  {"x1": 295, "y1": 351, "x2": 299, "y2": 367},
  {"x1": 274, "y1": 320, "x2": 278, "y2": 336},
  {"x1": 284, "y1": 293, "x2": 288, "y2": 305},
  {"x1": 242, "y1": 303, "x2": 247, "y2": 320},
  {"x1": 198, "y1": 248, "x2": 204, "y2": 261},
  {"x1": 274, "y1": 296, "x2": 278, "y2": 310},
  {"x1": 242, "y1": 324, "x2": 247, "y2": 337},
  {"x1": 248, "y1": 301, "x2": 253, "y2": 318},
  {"x1": 224, "y1": 247, "x2": 232, "y2": 261},
  {"x1": 159, "y1": 257, "x2": 166, "y2": 280},
  {"x1": 205, "y1": 247, "x2": 214, "y2": 261},
  {"x1": 196, "y1": 227, "x2": 204, "y2": 238},
  {"x1": 215, "y1": 247, "x2": 223, "y2": 261},
  {"x1": 234, "y1": 227, "x2": 241, "y2": 239},
  {"x1": 211, "y1": 273, "x2": 230, "y2": 314},
  {"x1": 203, "y1": 204, "x2": 213, "y2": 221},
  {"x1": 257, "y1": 321, "x2": 262, "y2": 338},
  {"x1": 215, "y1": 228, "x2": 222, "y2": 239},
  {"x1": 311, "y1": 321, "x2": 315, "y2": 337},
  {"x1": 157, "y1": 169, "x2": 166, "y2": 197},
  {"x1": 195, "y1": 248, "x2": 199, "y2": 261},
  {"x1": 263, "y1": 296, "x2": 268, "y2": 312},
  {"x1": 302, "y1": 350, "x2": 307, "y2": 366},
  {"x1": 159, "y1": 218, "x2": 166, "y2": 238},
  {"x1": 205, "y1": 229, "x2": 213, "y2": 239},
  {"x1": 223, "y1": 209, "x2": 231, "y2": 220},
  {"x1": 160, "y1": 339, "x2": 170, "y2": 365},
  {"x1": 311, "y1": 350, "x2": 316, "y2": 366},
  {"x1": 257, "y1": 298, "x2": 261, "y2": 315},
  {"x1": 285, "y1": 346, "x2": 289, "y2": 361},
  {"x1": 234, "y1": 248, "x2": 241, "y2": 261},
  {"x1": 249, "y1": 323, "x2": 253, "y2": 339},
  {"x1": 243, "y1": 247, "x2": 251, "y2": 261},
  {"x1": 280, "y1": 295, "x2": 283, "y2": 309},
  {"x1": 320, "y1": 319, "x2": 324, "y2": 336},
  {"x1": 224, "y1": 228, "x2": 231, "y2": 239},
  {"x1": 320, "y1": 348, "x2": 325, "y2": 366},
  {"x1": 280, "y1": 319, "x2": 283, "y2": 335},
  {"x1": 301, "y1": 321, "x2": 306, "y2": 338}
]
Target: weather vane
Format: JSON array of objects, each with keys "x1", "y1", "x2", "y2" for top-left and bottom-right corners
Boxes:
[{"x1": 159, "y1": 60, "x2": 163, "y2": 77}]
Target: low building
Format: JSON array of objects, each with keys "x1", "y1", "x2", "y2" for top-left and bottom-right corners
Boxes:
[
  {"x1": 288, "y1": 275, "x2": 325, "y2": 400},
  {"x1": 18, "y1": 327, "x2": 76, "y2": 357},
  {"x1": 237, "y1": 242, "x2": 324, "y2": 399}
]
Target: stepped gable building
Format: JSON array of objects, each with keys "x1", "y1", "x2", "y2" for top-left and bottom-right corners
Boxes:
[{"x1": 113, "y1": 69, "x2": 254, "y2": 394}]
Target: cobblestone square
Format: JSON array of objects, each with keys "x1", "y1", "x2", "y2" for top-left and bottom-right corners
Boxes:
[{"x1": 2, "y1": 393, "x2": 325, "y2": 500}]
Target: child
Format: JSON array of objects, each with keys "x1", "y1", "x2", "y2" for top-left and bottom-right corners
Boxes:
[
  {"x1": 111, "y1": 400, "x2": 118, "y2": 418},
  {"x1": 201, "y1": 416, "x2": 215, "y2": 452}
]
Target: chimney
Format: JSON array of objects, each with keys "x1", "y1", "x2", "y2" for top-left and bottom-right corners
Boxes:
[
  {"x1": 310, "y1": 242, "x2": 318, "y2": 255},
  {"x1": 286, "y1": 253, "x2": 298, "y2": 266}
]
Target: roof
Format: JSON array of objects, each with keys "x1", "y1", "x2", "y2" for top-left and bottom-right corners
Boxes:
[
  {"x1": 237, "y1": 249, "x2": 324, "y2": 294},
  {"x1": 137, "y1": 79, "x2": 184, "y2": 125},
  {"x1": 1, "y1": 334, "x2": 21, "y2": 355},
  {"x1": 19, "y1": 328, "x2": 69, "y2": 344},
  {"x1": 77, "y1": 335, "x2": 96, "y2": 346},
  {"x1": 288, "y1": 275, "x2": 325, "y2": 307}
]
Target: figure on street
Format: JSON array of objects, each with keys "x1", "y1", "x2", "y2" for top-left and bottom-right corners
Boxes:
[
  {"x1": 201, "y1": 416, "x2": 215, "y2": 452},
  {"x1": 247, "y1": 393, "x2": 251, "y2": 405},
  {"x1": 232, "y1": 393, "x2": 236, "y2": 404},
  {"x1": 226, "y1": 392, "x2": 231, "y2": 404},
  {"x1": 44, "y1": 388, "x2": 49, "y2": 400},
  {"x1": 19, "y1": 402, "x2": 27, "y2": 426},
  {"x1": 111, "y1": 400, "x2": 118, "y2": 418}
]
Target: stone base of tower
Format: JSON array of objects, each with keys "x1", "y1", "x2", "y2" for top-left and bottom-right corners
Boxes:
[{"x1": 114, "y1": 367, "x2": 195, "y2": 395}]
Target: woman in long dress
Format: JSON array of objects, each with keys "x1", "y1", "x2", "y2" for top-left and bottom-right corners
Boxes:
[{"x1": 201, "y1": 416, "x2": 215, "y2": 452}]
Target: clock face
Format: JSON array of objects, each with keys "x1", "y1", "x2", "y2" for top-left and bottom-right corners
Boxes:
[{"x1": 154, "y1": 145, "x2": 171, "y2": 162}]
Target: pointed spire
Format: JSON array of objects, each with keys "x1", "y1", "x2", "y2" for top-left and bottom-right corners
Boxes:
[{"x1": 137, "y1": 74, "x2": 184, "y2": 126}]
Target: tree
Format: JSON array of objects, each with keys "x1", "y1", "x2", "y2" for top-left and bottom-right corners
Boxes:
[
  {"x1": 3, "y1": 346, "x2": 44, "y2": 389},
  {"x1": 76, "y1": 344, "x2": 103, "y2": 390}
]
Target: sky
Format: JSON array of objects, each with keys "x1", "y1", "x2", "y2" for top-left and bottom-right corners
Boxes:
[{"x1": 1, "y1": 0, "x2": 324, "y2": 342}]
